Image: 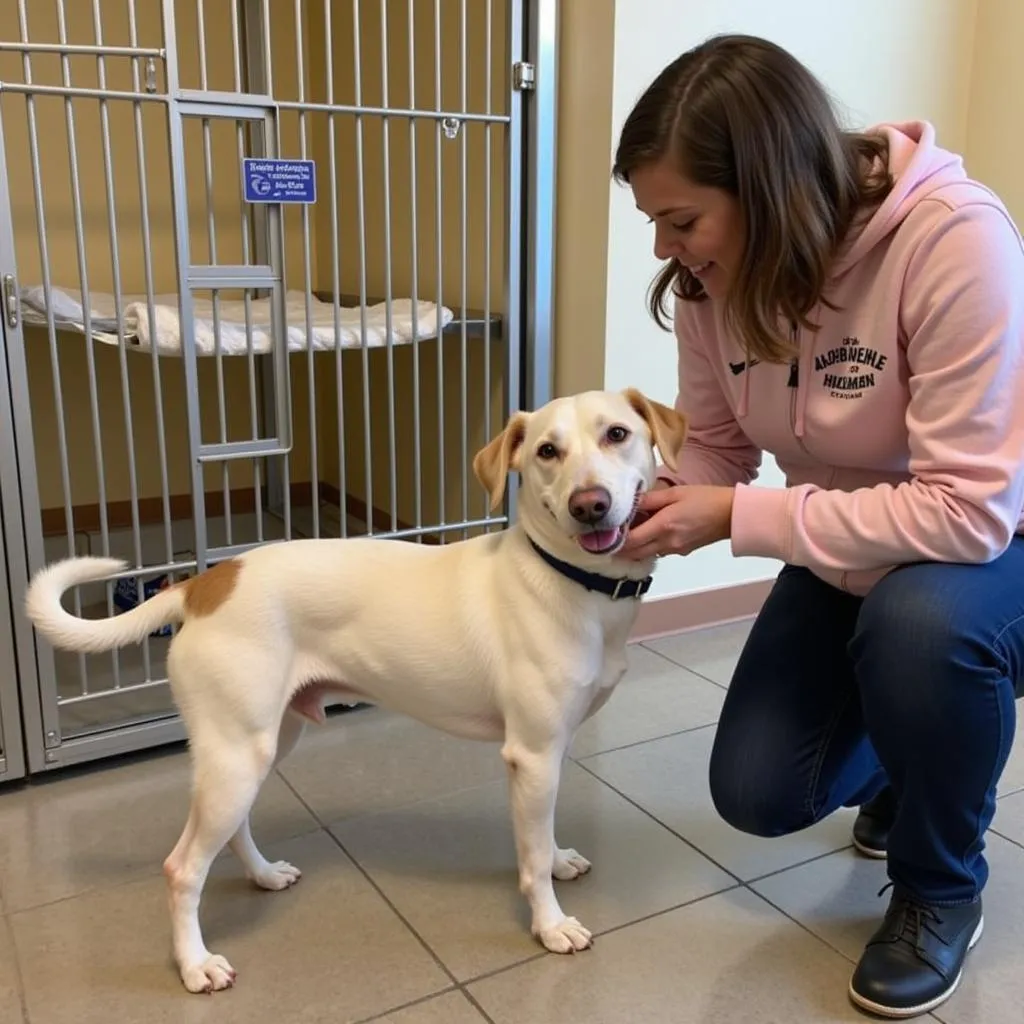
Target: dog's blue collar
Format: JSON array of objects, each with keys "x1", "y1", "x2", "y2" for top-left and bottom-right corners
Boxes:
[{"x1": 527, "y1": 536, "x2": 653, "y2": 601}]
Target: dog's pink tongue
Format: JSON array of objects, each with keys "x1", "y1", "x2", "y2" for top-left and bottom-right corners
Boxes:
[{"x1": 578, "y1": 528, "x2": 618, "y2": 553}]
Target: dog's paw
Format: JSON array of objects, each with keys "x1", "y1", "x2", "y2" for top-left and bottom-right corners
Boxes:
[
  {"x1": 181, "y1": 954, "x2": 237, "y2": 994},
  {"x1": 250, "y1": 859, "x2": 302, "y2": 892},
  {"x1": 537, "y1": 916, "x2": 593, "y2": 954},
  {"x1": 553, "y1": 847, "x2": 591, "y2": 881}
]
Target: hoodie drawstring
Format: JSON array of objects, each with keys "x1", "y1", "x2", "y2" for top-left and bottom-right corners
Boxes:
[
  {"x1": 734, "y1": 313, "x2": 814, "y2": 438},
  {"x1": 794, "y1": 319, "x2": 808, "y2": 439},
  {"x1": 793, "y1": 306, "x2": 823, "y2": 440}
]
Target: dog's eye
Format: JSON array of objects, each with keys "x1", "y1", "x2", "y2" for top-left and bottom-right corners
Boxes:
[
  {"x1": 606, "y1": 425, "x2": 630, "y2": 444},
  {"x1": 536, "y1": 442, "x2": 559, "y2": 460}
]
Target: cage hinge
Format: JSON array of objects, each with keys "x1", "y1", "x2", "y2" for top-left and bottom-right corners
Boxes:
[
  {"x1": 3, "y1": 274, "x2": 18, "y2": 329},
  {"x1": 512, "y1": 62, "x2": 535, "y2": 91}
]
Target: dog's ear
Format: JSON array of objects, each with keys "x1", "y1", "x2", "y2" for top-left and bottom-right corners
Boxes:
[
  {"x1": 623, "y1": 387, "x2": 688, "y2": 473},
  {"x1": 473, "y1": 411, "x2": 530, "y2": 511}
]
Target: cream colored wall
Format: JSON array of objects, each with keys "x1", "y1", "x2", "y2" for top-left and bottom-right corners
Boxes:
[
  {"x1": 964, "y1": 0, "x2": 1024, "y2": 224},
  {"x1": 552, "y1": 0, "x2": 616, "y2": 397},
  {"x1": 601, "y1": 0, "x2": 980, "y2": 600}
]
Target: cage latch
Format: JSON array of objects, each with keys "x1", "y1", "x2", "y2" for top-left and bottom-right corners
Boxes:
[
  {"x1": 2, "y1": 274, "x2": 18, "y2": 329},
  {"x1": 513, "y1": 62, "x2": 535, "y2": 91}
]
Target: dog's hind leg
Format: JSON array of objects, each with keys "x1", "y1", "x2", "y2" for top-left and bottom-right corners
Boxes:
[
  {"x1": 164, "y1": 724, "x2": 278, "y2": 994},
  {"x1": 228, "y1": 711, "x2": 306, "y2": 892}
]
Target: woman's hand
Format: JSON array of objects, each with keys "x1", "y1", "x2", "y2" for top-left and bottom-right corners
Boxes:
[{"x1": 622, "y1": 485, "x2": 736, "y2": 561}]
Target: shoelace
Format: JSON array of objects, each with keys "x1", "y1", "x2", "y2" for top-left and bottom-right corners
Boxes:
[{"x1": 877, "y1": 882, "x2": 950, "y2": 950}]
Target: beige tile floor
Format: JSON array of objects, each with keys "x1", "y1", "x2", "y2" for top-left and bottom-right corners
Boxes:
[{"x1": 2, "y1": 619, "x2": 1023, "y2": 1023}]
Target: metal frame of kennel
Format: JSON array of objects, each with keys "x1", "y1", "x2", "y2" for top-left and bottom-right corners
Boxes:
[
  {"x1": 0, "y1": 497, "x2": 28, "y2": 784},
  {"x1": 0, "y1": 0, "x2": 557, "y2": 779}
]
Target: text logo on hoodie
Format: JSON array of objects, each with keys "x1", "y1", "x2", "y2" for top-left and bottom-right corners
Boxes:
[{"x1": 814, "y1": 336, "x2": 888, "y2": 400}]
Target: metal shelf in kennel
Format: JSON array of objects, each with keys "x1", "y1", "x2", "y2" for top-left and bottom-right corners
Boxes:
[{"x1": 0, "y1": 0, "x2": 556, "y2": 780}]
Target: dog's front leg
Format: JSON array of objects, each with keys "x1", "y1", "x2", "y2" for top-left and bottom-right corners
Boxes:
[{"x1": 501, "y1": 737, "x2": 592, "y2": 954}]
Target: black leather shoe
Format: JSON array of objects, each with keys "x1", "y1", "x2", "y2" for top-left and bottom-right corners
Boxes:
[
  {"x1": 852, "y1": 786, "x2": 897, "y2": 859},
  {"x1": 849, "y1": 884, "x2": 983, "y2": 1019}
]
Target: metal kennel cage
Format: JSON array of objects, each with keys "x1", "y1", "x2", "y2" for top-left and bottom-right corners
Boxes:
[{"x1": 0, "y1": 0, "x2": 556, "y2": 779}]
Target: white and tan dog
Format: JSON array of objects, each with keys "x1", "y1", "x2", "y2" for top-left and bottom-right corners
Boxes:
[{"x1": 24, "y1": 387, "x2": 686, "y2": 994}]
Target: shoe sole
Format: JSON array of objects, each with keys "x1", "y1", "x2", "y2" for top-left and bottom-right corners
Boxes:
[
  {"x1": 847, "y1": 916, "x2": 984, "y2": 1019},
  {"x1": 851, "y1": 836, "x2": 888, "y2": 860}
]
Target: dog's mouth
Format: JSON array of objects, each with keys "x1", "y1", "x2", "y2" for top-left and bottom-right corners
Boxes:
[
  {"x1": 576, "y1": 524, "x2": 627, "y2": 555},
  {"x1": 575, "y1": 487, "x2": 643, "y2": 556}
]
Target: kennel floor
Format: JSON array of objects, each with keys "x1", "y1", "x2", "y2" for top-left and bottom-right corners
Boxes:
[{"x1": 1, "y1": 620, "x2": 1021, "y2": 1023}]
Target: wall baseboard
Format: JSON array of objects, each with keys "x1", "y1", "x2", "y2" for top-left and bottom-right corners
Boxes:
[
  {"x1": 630, "y1": 577, "x2": 776, "y2": 643},
  {"x1": 40, "y1": 482, "x2": 435, "y2": 542}
]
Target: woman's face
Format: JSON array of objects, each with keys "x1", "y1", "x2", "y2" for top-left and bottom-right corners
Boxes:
[{"x1": 629, "y1": 159, "x2": 745, "y2": 300}]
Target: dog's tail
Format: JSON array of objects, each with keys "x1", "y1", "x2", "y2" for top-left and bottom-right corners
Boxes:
[{"x1": 24, "y1": 556, "x2": 187, "y2": 654}]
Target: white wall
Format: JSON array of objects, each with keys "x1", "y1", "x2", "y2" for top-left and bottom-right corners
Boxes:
[{"x1": 603, "y1": 0, "x2": 979, "y2": 599}]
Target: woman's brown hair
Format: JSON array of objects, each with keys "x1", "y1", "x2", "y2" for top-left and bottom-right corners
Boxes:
[{"x1": 612, "y1": 34, "x2": 894, "y2": 362}]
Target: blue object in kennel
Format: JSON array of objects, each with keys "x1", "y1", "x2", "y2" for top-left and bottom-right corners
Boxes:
[{"x1": 113, "y1": 573, "x2": 174, "y2": 638}]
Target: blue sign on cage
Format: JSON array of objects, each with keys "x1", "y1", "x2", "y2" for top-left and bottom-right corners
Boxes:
[{"x1": 242, "y1": 158, "x2": 317, "y2": 204}]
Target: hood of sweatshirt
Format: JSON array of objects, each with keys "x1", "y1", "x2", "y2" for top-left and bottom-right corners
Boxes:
[{"x1": 832, "y1": 121, "x2": 968, "y2": 277}]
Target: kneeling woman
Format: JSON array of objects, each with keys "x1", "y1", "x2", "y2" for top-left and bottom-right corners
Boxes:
[{"x1": 616, "y1": 32, "x2": 1024, "y2": 1021}]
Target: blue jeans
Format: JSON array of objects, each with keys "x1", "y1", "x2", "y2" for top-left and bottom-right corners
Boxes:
[{"x1": 709, "y1": 538, "x2": 1024, "y2": 905}]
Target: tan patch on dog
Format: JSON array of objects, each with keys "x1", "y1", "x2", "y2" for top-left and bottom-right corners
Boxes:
[{"x1": 181, "y1": 559, "x2": 241, "y2": 618}]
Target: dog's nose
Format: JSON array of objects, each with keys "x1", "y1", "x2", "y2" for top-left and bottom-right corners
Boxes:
[{"x1": 568, "y1": 486, "x2": 612, "y2": 524}]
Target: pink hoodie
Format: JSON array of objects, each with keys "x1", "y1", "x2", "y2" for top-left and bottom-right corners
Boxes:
[{"x1": 660, "y1": 121, "x2": 1024, "y2": 596}]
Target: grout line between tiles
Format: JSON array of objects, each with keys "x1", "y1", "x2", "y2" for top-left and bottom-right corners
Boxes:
[
  {"x1": 454, "y1": 881, "x2": 769, "y2": 993},
  {"x1": 451, "y1": 884, "x2": 750, "y2": 995},
  {"x1": 636, "y1": 642, "x2": 732, "y2": 692},
  {"x1": 460, "y1": 987, "x2": 501, "y2": 1024},
  {"x1": 741, "y1": 882, "x2": 863, "y2": 969},
  {"x1": 570, "y1": 718, "x2": 722, "y2": 762},
  {"x1": 4, "y1": 872, "x2": 168, "y2": 919},
  {"x1": 572, "y1": 752, "x2": 744, "y2": 886},
  {"x1": 590, "y1": 882, "x2": 746, "y2": 946},
  {"x1": 634, "y1": 643, "x2": 733, "y2": 692},
  {"x1": 570, "y1": 754, "x2": 891, "y2": 960},
  {"x1": 352, "y1": 985, "x2": 462, "y2": 1024},
  {"x1": 743, "y1": 842, "x2": 860, "y2": 886},
  {"x1": 989, "y1": 824, "x2": 1024, "y2": 853},
  {"x1": 272, "y1": 765, "x2": 505, "y2": 831},
  {"x1": 679, "y1": 667, "x2": 729, "y2": 692},
  {"x1": 275, "y1": 771, "x2": 467, "y2": 996},
  {"x1": 0, "y1": 816, "x2": 327, "y2": 919},
  {"x1": 458, "y1": 950, "x2": 548, "y2": 988}
]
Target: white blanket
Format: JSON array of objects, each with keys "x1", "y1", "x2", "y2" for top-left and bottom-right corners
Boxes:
[{"x1": 18, "y1": 285, "x2": 454, "y2": 356}]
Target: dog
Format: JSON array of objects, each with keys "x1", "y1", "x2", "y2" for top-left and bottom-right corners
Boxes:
[{"x1": 23, "y1": 386, "x2": 686, "y2": 994}]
